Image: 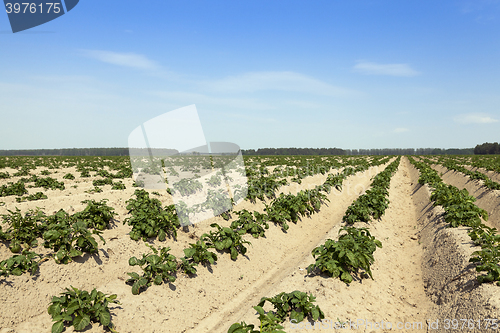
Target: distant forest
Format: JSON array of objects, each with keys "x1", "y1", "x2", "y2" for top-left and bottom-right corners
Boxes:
[
  {"x1": 474, "y1": 142, "x2": 500, "y2": 155},
  {"x1": 0, "y1": 146, "x2": 476, "y2": 156},
  {"x1": 242, "y1": 147, "x2": 474, "y2": 156}
]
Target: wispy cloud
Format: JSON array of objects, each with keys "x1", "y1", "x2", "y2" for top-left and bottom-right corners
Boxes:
[
  {"x1": 149, "y1": 90, "x2": 274, "y2": 110},
  {"x1": 353, "y1": 61, "x2": 420, "y2": 77},
  {"x1": 394, "y1": 127, "x2": 410, "y2": 133},
  {"x1": 200, "y1": 71, "x2": 358, "y2": 96},
  {"x1": 454, "y1": 113, "x2": 499, "y2": 124},
  {"x1": 81, "y1": 50, "x2": 159, "y2": 70}
]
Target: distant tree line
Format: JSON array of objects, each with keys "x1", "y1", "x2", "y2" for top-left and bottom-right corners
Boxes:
[
  {"x1": 0, "y1": 146, "x2": 476, "y2": 156},
  {"x1": 346, "y1": 148, "x2": 474, "y2": 155},
  {"x1": 242, "y1": 147, "x2": 474, "y2": 156},
  {"x1": 0, "y1": 148, "x2": 131, "y2": 156},
  {"x1": 474, "y1": 142, "x2": 500, "y2": 155},
  {"x1": 242, "y1": 147, "x2": 345, "y2": 156}
]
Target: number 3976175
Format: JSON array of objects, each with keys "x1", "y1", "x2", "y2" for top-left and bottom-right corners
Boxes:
[{"x1": 5, "y1": 3, "x2": 61, "y2": 14}]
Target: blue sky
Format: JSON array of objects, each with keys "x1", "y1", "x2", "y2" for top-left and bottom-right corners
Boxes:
[{"x1": 1, "y1": 0, "x2": 500, "y2": 150}]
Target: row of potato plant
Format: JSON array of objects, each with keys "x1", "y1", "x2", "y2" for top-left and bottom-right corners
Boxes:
[
  {"x1": 0, "y1": 199, "x2": 116, "y2": 276},
  {"x1": 307, "y1": 157, "x2": 401, "y2": 284},
  {"x1": 422, "y1": 156, "x2": 500, "y2": 191},
  {"x1": 123, "y1": 157, "x2": 384, "y2": 295},
  {"x1": 408, "y1": 156, "x2": 500, "y2": 285},
  {"x1": 219, "y1": 158, "x2": 395, "y2": 331}
]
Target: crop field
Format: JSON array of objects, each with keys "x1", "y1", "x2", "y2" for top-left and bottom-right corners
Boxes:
[{"x1": 2, "y1": 154, "x2": 500, "y2": 333}]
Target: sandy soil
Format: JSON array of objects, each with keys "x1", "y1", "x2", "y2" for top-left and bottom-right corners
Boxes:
[{"x1": 2, "y1": 158, "x2": 500, "y2": 333}]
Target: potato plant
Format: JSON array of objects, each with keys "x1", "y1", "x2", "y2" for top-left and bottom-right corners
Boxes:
[
  {"x1": 201, "y1": 223, "x2": 251, "y2": 260},
  {"x1": 182, "y1": 240, "x2": 218, "y2": 266},
  {"x1": 31, "y1": 176, "x2": 65, "y2": 190},
  {"x1": 92, "y1": 178, "x2": 113, "y2": 187},
  {"x1": 15, "y1": 191, "x2": 48, "y2": 202},
  {"x1": 42, "y1": 212, "x2": 105, "y2": 264},
  {"x1": 430, "y1": 183, "x2": 488, "y2": 228},
  {"x1": 172, "y1": 178, "x2": 203, "y2": 196},
  {"x1": 307, "y1": 226, "x2": 382, "y2": 283},
  {"x1": 0, "y1": 207, "x2": 46, "y2": 252},
  {"x1": 124, "y1": 189, "x2": 180, "y2": 241},
  {"x1": 111, "y1": 181, "x2": 126, "y2": 190},
  {"x1": 48, "y1": 286, "x2": 120, "y2": 333},
  {"x1": 127, "y1": 244, "x2": 178, "y2": 295},
  {"x1": 63, "y1": 173, "x2": 75, "y2": 180},
  {"x1": 230, "y1": 209, "x2": 269, "y2": 238},
  {"x1": 342, "y1": 158, "x2": 400, "y2": 225},
  {"x1": 265, "y1": 189, "x2": 328, "y2": 231},
  {"x1": 0, "y1": 249, "x2": 43, "y2": 277},
  {"x1": 73, "y1": 199, "x2": 116, "y2": 231},
  {"x1": 409, "y1": 156, "x2": 500, "y2": 286},
  {"x1": 257, "y1": 290, "x2": 324, "y2": 323},
  {"x1": 227, "y1": 307, "x2": 285, "y2": 333},
  {"x1": 0, "y1": 180, "x2": 28, "y2": 197},
  {"x1": 203, "y1": 189, "x2": 233, "y2": 217}
]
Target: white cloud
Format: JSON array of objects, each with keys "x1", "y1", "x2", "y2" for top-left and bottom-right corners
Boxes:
[
  {"x1": 149, "y1": 90, "x2": 275, "y2": 110},
  {"x1": 394, "y1": 127, "x2": 410, "y2": 133},
  {"x1": 81, "y1": 50, "x2": 159, "y2": 70},
  {"x1": 200, "y1": 71, "x2": 358, "y2": 96},
  {"x1": 353, "y1": 61, "x2": 420, "y2": 77},
  {"x1": 454, "y1": 113, "x2": 499, "y2": 124}
]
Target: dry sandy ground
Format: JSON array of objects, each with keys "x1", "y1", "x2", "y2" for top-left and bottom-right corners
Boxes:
[{"x1": 2, "y1": 158, "x2": 500, "y2": 332}]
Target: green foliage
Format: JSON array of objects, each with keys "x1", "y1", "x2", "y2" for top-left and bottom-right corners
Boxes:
[
  {"x1": 15, "y1": 191, "x2": 48, "y2": 203},
  {"x1": 203, "y1": 189, "x2": 233, "y2": 217},
  {"x1": 257, "y1": 290, "x2": 324, "y2": 323},
  {"x1": 0, "y1": 180, "x2": 28, "y2": 197},
  {"x1": 468, "y1": 224, "x2": 500, "y2": 286},
  {"x1": 201, "y1": 223, "x2": 251, "y2": 260},
  {"x1": 227, "y1": 322, "x2": 259, "y2": 333},
  {"x1": 179, "y1": 239, "x2": 218, "y2": 274},
  {"x1": 253, "y1": 306, "x2": 286, "y2": 332},
  {"x1": 85, "y1": 186, "x2": 103, "y2": 193},
  {"x1": 206, "y1": 173, "x2": 223, "y2": 187},
  {"x1": 32, "y1": 176, "x2": 65, "y2": 190},
  {"x1": 74, "y1": 199, "x2": 116, "y2": 231},
  {"x1": 323, "y1": 173, "x2": 346, "y2": 191},
  {"x1": 40, "y1": 170, "x2": 51, "y2": 175},
  {"x1": 13, "y1": 168, "x2": 31, "y2": 176},
  {"x1": 430, "y1": 184, "x2": 488, "y2": 228},
  {"x1": 63, "y1": 173, "x2": 75, "y2": 180},
  {"x1": 230, "y1": 209, "x2": 269, "y2": 238},
  {"x1": 183, "y1": 240, "x2": 218, "y2": 266},
  {"x1": 246, "y1": 175, "x2": 288, "y2": 202},
  {"x1": 124, "y1": 189, "x2": 180, "y2": 241},
  {"x1": 0, "y1": 249, "x2": 43, "y2": 277},
  {"x1": 127, "y1": 244, "x2": 177, "y2": 295},
  {"x1": 409, "y1": 156, "x2": 500, "y2": 286},
  {"x1": 342, "y1": 158, "x2": 400, "y2": 224},
  {"x1": 0, "y1": 171, "x2": 10, "y2": 179},
  {"x1": 0, "y1": 207, "x2": 46, "y2": 252},
  {"x1": 307, "y1": 226, "x2": 382, "y2": 283},
  {"x1": 80, "y1": 170, "x2": 90, "y2": 178},
  {"x1": 47, "y1": 286, "x2": 120, "y2": 333},
  {"x1": 92, "y1": 178, "x2": 113, "y2": 187},
  {"x1": 111, "y1": 181, "x2": 126, "y2": 190},
  {"x1": 42, "y1": 212, "x2": 105, "y2": 264},
  {"x1": 172, "y1": 178, "x2": 203, "y2": 196},
  {"x1": 265, "y1": 189, "x2": 328, "y2": 231}
]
